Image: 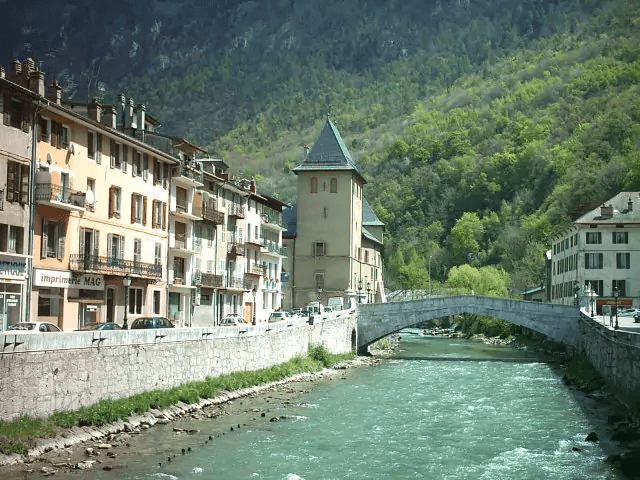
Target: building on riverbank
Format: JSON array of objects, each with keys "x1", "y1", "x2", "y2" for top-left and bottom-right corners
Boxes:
[
  {"x1": 282, "y1": 117, "x2": 385, "y2": 309},
  {"x1": 550, "y1": 192, "x2": 640, "y2": 314}
]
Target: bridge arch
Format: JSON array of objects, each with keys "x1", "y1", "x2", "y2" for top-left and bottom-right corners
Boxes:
[{"x1": 356, "y1": 295, "x2": 581, "y2": 351}]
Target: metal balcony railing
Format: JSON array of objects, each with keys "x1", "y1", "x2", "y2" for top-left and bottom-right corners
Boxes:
[
  {"x1": 228, "y1": 203, "x2": 245, "y2": 219},
  {"x1": 35, "y1": 183, "x2": 86, "y2": 208},
  {"x1": 70, "y1": 254, "x2": 162, "y2": 278},
  {"x1": 173, "y1": 165, "x2": 203, "y2": 184},
  {"x1": 261, "y1": 212, "x2": 285, "y2": 228},
  {"x1": 227, "y1": 242, "x2": 246, "y2": 257},
  {"x1": 245, "y1": 264, "x2": 264, "y2": 276},
  {"x1": 202, "y1": 203, "x2": 224, "y2": 224}
]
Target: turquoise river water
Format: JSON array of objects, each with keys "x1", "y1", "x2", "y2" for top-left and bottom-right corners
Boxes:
[{"x1": 59, "y1": 332, "x2": 627, "y2": 479}]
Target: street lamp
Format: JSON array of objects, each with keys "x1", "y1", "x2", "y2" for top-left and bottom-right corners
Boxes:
[
  {"x1": 614, "y1": 285, "x2": 619, "y2": 330},
  {"x1": 252, "y1": 286, "x2": 257, "y2": 325},
  {"x1": 367, "y1": 282, "x2": 371, "y2": 304},
  {"x1": 429, "y1": 255, "x2": 432, "y2": 296},
  {"x1": 358, "y1": 279, "x2": 363, "y2": 304},
  {"x1": 122, "y1": 276, "x2": 131, "y2": 329}
]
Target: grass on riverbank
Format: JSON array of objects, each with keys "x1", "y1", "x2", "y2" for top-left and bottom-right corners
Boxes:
[{"x1": 0, "y1": 345, "x2": 354, "y2": 455}]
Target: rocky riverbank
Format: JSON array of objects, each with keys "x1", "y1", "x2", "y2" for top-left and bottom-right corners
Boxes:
[{"x1": 0, "y1": 355, "x2": 384, "y2": 479}]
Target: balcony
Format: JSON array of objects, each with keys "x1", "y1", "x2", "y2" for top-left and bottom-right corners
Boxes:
[
  {"x1": 172, "y1": 165, "x2": 204, "y2": 187},
  {"x1": 261, "y1": 212, "x2": 285, "y2": 229},
  {"x1": 262, "y1": 243, "x2": 288, "y2": 257},
  {"x1": 245, "y1": 264, "x2": 264, "y2": 277},
  {"x1": 228, "y1": 202, "x2": 245, "y2": 219},
  {"x1": 35, "y1": 184, "x2": 86, "y2": 212},
  {"x1": 70, "y1": 254, "x2": 162, "y2": 279},
  {"x1": 171, "y1": 198, "x2": 201, "y2": 221},
  {"x1": 227, "y1": 242, "x2": 246, "y2": 257},
  {"x1": 192, "y1": 271, "x2": 224, "y2": 288},
  {"x1": 245, "y1": 235, "x2": 265, "y2": 248},
  {"x1": 170, "y1": 233, "x2": 201, "y2": 253},
  {"x1": 220, "y1": 275, "x2": 249, "y2": 291},
  {"x1": 202, "y1": 203, "x2": 224, "y2": 224}
]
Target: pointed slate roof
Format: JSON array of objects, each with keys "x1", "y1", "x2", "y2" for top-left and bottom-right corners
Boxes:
[
  {"x1": 362, "y1": 199, "x2": 384, "y2": 227},
  {"x1": 292, "y1": 117, "x2": 366, "y2": 184}
]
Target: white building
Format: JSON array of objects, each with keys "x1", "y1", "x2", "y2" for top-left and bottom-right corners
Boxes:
[{"x1": 550, "y1": 192, "x2": 640, "y2": 313}]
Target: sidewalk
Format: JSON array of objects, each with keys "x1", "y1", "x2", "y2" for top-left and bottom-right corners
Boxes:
[{"x1": 584, "y1": 310, "x2": 640, "y2": 334}]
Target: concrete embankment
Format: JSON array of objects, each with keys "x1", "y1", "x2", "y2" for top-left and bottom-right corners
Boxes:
[{"x1": 0, "y1": 313, "x2": 356, "y2": 422}]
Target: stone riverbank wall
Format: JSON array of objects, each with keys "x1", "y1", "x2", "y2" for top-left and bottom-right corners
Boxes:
[
  {"x1": 0, "y1": 313, "x2": 357, "y2": 422},
  {"x1": 577, "y1": 312, "x2": 640, "y2": 411}
]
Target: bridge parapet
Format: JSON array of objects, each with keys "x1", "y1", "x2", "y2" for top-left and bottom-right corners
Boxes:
[{"x1": 356, "y1": 295, "x2": 581, "y2": 349}]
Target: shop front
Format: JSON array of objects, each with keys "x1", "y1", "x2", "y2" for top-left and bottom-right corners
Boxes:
[{"x1": 0, "y1": 254, "x2": 28, "y2": 329}]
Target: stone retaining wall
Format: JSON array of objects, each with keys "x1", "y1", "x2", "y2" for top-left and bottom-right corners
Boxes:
[
  {"x1": 0, "y1": 313, "x2": 356, "y2": 421},
  {"x1": 577, "y1": 313, "x2": 640, "y2": 410}
]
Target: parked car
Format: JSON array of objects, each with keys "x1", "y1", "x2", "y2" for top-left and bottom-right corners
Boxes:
[
  {"x1": 220, "y1": 315, "x2": 248, "y2": 326},
  {"x1": 75, "y1": 322, "x2": 122, "y2": 331},
  {"x1": 129, "y1": 317, "x2": 174, "y2": 329},
  {"x1": 268, "y1": 311, "x2": 290, "y2": 323},
  {"x1": 617, "y1": 308, "x2": 640, "y2": 317},
  {"x1": 6, "y1": 322, "x2": 62, "y2": 333}
]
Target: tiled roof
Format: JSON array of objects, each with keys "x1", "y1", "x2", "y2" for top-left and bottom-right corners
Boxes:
[{"x1": 574, "y1": 192, "x2": 640, "y2": 224}]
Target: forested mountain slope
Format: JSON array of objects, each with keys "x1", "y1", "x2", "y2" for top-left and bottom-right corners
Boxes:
[{"x1": 3, "y1": 0, "x2": 639, "y2": 291}]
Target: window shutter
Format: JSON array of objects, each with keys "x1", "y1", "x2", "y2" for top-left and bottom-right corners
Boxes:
[
  {"x1": 41, "y1": 220, "x2": 48, "y2": 258},
  {"x1": 107, "y1": 233, "x2": 113, "y2": 261},
  {"x1": 142, "y1": 196, "x2": 147, "y2": 226},
  {"x1": 142, "y1": 154, "x2": 148, "y2": 181},
  {"x1": 79, "y1": 228, "x2": 86, "y2": 256},
  {"x1": 110, "y1": 140, "x2": 116, "y2": 168},
  {"x1": 162, "y1": 202, "x2": 167, "y2": 230},
  {"x1": 94, "y1": 231, "x2": 100, "y2": 258},
  {"x1": 163, "y1": 163, "x2": 169, "y2": 188},
  {"x1": 20, "y1": 164, "x2": 29, "y2": 204},
  {"x1": 96, "y1": 134, "x2": 102, "y2": 164},
  {"x1": 122, "y1": 145, "x2": 128, "y2": 173},
  {"x1": 6, "y1": 162, "x2": 15, "y2": 202},
  {"x1": 57, "y1": 233, "x2": 65, "y2": 260},
  {"x1": 131, "y1": 193, "x2": 136, "y2": 223},
  {"x1": 151, "y1": 200, "x2": 158, "y2": 229},
  {"x1": 119, "y1": 236, "x2": 125, "y2": 261},
  {"x1": 108, "y1": 186, "x2": 114, "y2": 218}
]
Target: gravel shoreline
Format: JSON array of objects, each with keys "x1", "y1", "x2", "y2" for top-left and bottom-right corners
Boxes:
[{"x1": 0, "y1": 355, "x2": 385, "y2": 479}]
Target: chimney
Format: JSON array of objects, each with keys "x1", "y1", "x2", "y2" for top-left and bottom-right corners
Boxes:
[
  {"x1": 47, "y1": 79, "x2": 63, "y2": 105},
  {"x1": 628, "y1": 198, "x2": 633, "y2": 212},
  {"x1": 125, "y1": 97, "x2": 135, "y2": 129},
  {"x1": 117, "y1": 93, "x2": 126, "y2": 129},
  {"x1": 0, "y1": 66, "x2": 5, "y2": 79},
  {"x1": 135, "y1": 103, "x2": 146, "y2": 130},
  {"x1": 10, "y1": 60, "x2": 22, "y2": 81},
  {"x1": 600, "y1": 204, "x2": 613, "y2": 218},
  {"x1": 250, "y1": 177, "x2": 256, "y2": 193},
  {"x1": 29, "y1": 69, "x2": 45, "y2": 96},
  {"x1": 88, "y1": 98, "x2": 102, "y2": 122},
  {"x1": 102, "y1": 105, "x2": 117, "y2": 128}
]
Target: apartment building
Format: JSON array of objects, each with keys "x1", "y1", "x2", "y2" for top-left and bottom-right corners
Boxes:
[
  {"x1": 0, "y1": 60, "x2": 38, "y2": 328},
  {"x1": 283, "y1": 117, "x2": 384, "y2": 308},
  {"x1": 550, "y1": 192, "x2": 640, "y2": 313}
]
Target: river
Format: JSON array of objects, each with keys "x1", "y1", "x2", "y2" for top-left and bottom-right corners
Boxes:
[{"x1": 55, "y1": 332, "x2": 625, "y2": 479}]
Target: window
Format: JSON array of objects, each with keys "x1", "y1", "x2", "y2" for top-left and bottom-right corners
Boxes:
[
  {"x1": 314, "y1": 272, "x2": 325, "y2": 290},
  {"x1": 96, "y1": 133, "x2": 102, "y2": 164},
  {"x1": 616, "y1": 252, "x2": 631, "y2": 269},
  {"x1": 129, "y1": 287, "x2": 143, "y2": 315},
  {"x1": 613, "y1": 232, "x2": 628, "y2": 244},
  {"x1": 313, "y1": 242, "x2": 326, "y2": 256},
  {"x1": 6, "y1": 161, "x2": 29, "y2": 204},
  {"x1": 142, "y1": 153, "x2": 149, "y2": 181},
  {"x1": 108, "y1": 187, "x2": 122, "y2": 218},
  {"x1": 153, "y1": 290, "x2": 161, "y2": 315},
  {"x1": 110, "y1": 140, "x2": 121, "y2": 169},
  {"x1": 87, "y1": 131, "x2": 95, "y2": 159},
  {"x1": 37, "y1": 288, "x2": 61, "y2": 317},
  {"x1": 107, "y1": 233, "x2": 124, "y2": 264},
  {"x1": 154, "y1": 242, "x2": 162, "y2": 265},
  {"x1": 133, "y1": 151, "x2": 142, "y2": 177},
  {"x1": 122, "y1": 144, "x2": 128, "y2": 173},
  {"x1": 130, "y1": 193, "x2": 146, "y2": 225},
  {"x1": 208, "y1": 226, "x2": 214, "y2": 247},
  {"x1": 310, "y1": 177, "x2": 318, "y2": 193},
  {"x1": 41, "y1": 220, "x2": 65, "y2": 259},
  {"x1": 133, "y1": 238, "x2": 142, "y2": 263},
  {"x1": 152, "y1": 200, "x2": 166, "y2": 229},
  {"x1": 8, "y1": 226, "x2": 23, "y2": 253},
  {"x1": 612, "y1": 280, "x2": 626, "y2": 297},
  {"x1": 3, "y1": 96, "x2": 27, "y2": 131},
  {"x1": 86, "y1": 178, "x2": 96, "y2": 211},
  {"x1": 153, "y1": 158, "x2": 162, "y2": 185},
  {"x1": 0, "y1": 224, "x2": 6, "y2": 251},
  {"x1": 50, "y1": 121, "x2": 69, "y2": 149},
  {"x1": 330, "y1": 178, "x2": 337, "y2": 193},
  {"x1": 585, "y1": 280, "x2": 603, "y2": 297},
  {"x1": 586, "y1": 231, "x2": 602, "y2": 244},
  {"x1": 585, "y1": 253, "x2": 603, "y2": 269},
  {"x1": 39, "y1": 117, "x2": 50, "y2": 142}
]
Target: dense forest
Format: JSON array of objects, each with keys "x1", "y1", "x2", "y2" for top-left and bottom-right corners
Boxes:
[{"x1": 4, "y1": 0, "x2": 640, "y2": 294}]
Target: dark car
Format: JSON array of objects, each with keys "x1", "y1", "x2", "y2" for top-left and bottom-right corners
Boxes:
[
  {"x1": 129, "y1": 317, "x2": 175, "y2": 329},
  {"x1": 75, "y1": 322, "x2": 122, "y2": 331}
]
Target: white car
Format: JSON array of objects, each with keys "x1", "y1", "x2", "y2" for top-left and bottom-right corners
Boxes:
[
  {"x1": 268, "y1": 312, "x2": 290, "y2": 323},
  {"x1": 220, "y1": 315, "x2": 248, "y2": 326},
  {"x1": 5, "y1": 322, "x2": 62, "y2": 333}
]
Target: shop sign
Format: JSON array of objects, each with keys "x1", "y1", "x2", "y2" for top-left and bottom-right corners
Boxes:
[
  {"x1": 34, "y1": 269, "x2": 105, "y2": 291},
  {"x1": 86, "y1": 305, "x2": 98, "y2": 312},
  {"x1": 6, "y1": 294, "x2": 19, "y2": 307},
  {"x1": 0, "y1": 256, "x2": 27, "y2": 278}
]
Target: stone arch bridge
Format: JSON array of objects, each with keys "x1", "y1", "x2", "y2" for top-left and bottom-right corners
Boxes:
[{"x1": 356, "y1": 295, "x2": 581, "y2": 351}]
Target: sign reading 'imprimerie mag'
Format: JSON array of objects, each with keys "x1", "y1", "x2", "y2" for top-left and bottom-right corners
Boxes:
[{"x1": 34, "y1": 268, "x2": 104, "y2": 291}]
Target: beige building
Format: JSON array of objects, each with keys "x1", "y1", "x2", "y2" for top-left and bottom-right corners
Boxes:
[
  {"x1": 283, "y1": 117, "x2": 384, "y2": 308},
  {"x1": 550, "y1": 192, "x2": 640, "y2": 314}
]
